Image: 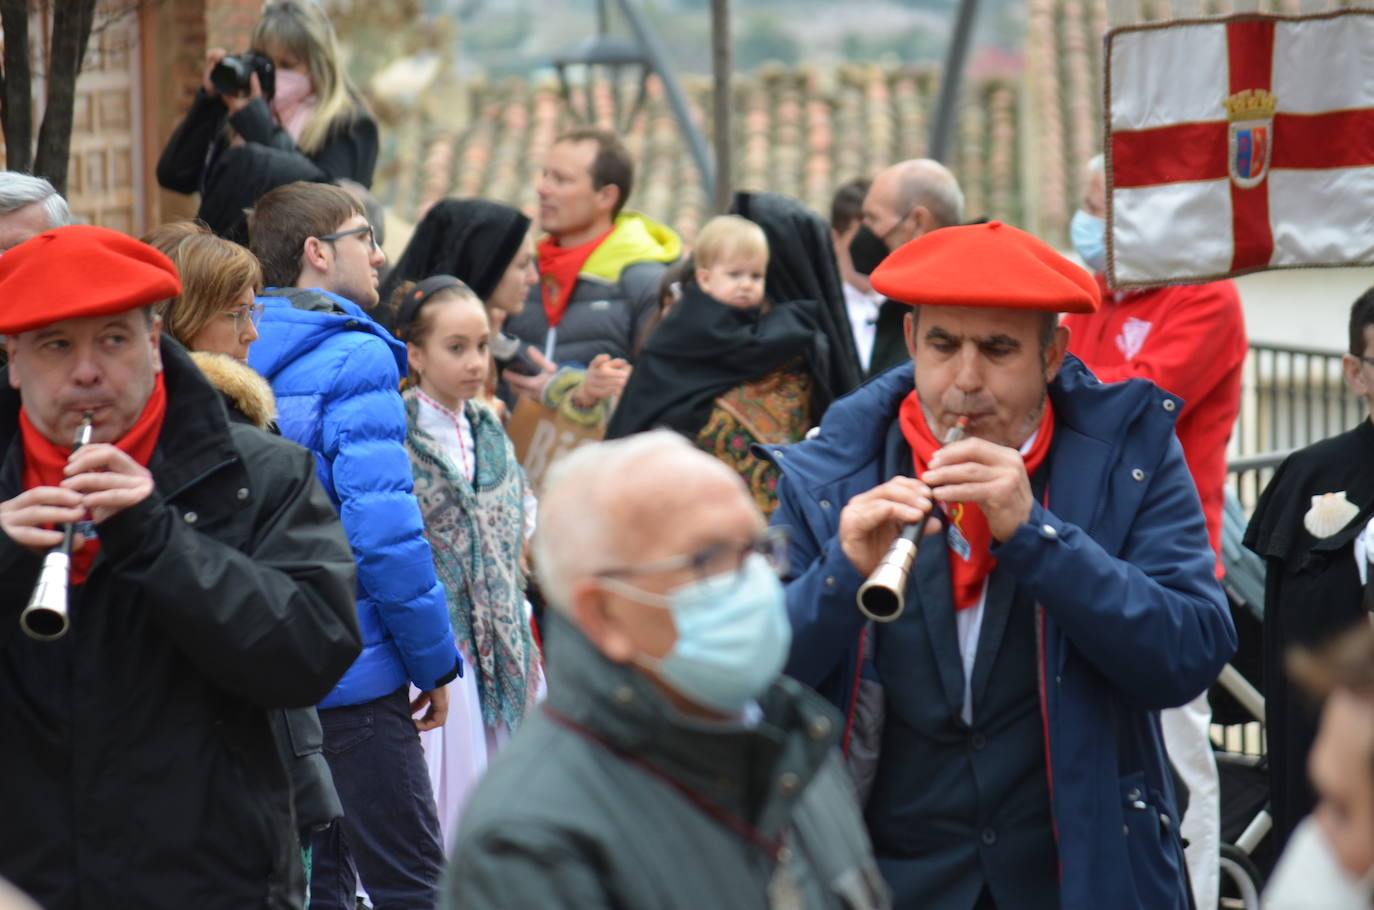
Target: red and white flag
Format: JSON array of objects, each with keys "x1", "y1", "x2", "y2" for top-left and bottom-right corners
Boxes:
[{"x1": 1106, "y1": 11, "x2": 1374, "y2": 287}]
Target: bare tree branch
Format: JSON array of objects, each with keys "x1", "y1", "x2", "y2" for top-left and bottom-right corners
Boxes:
[
  {"x1": 1, "y1": 0, "x2": 33, "y2": 172},
  {"x1": 34, "y1": 0, "x2": 98, "y2": 194}
]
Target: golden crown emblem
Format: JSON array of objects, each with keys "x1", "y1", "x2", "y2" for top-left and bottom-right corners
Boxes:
[{"x1": 1223, "y1": 89, "x2": 1278, "y2": 122}]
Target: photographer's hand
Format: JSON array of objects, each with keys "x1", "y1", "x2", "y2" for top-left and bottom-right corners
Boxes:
[
  {"x1": 223, "y1": 71, "x2": 264, "y2": 117},
  {"x1": 201, "y1": 48, "x2": 227, "y2": 98}
]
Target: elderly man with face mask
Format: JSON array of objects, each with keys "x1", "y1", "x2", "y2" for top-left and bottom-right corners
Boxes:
[
  {"x1": 0, "y1": 226, "x2": 361, "y2": 909},
  {"x1": 767, "y1": 221, "x2": 1236, "y2": 909},
  {"x1": 445, "y1": 431, "x2": 890, "y2": 910}
]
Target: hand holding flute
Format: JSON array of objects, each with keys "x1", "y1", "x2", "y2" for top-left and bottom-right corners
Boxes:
[
  {"x1": 853, "y1": 417, "x2": 968, "y2": 621},
  {"x1": 2, "y1": 412, "x2": 156, "y2": 640},
  {"x1": 19, "y1": 412, "x2": 93, "y2": 640},
  {"x1": 842, "y1": 414, "x2": 1045, "y2": 621}
]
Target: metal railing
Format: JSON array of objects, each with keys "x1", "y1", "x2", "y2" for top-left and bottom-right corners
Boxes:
[{"x1": 1230, "y1": 342, "x2": 1362, "y2": 510}]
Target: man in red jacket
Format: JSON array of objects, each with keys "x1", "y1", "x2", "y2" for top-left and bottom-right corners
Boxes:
[{"x1": 1065, "y1": 153, "x2": 1247, "y2": 910}]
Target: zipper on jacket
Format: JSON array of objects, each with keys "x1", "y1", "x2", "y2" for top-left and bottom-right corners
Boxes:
[{"x1": 1036, "y1": 602, "x2": 1064, "y2": 885}]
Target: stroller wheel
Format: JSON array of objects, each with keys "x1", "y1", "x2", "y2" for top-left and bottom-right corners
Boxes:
[{"x1": 1219, "y1": 842, "x2": 1264, "y2": 909}]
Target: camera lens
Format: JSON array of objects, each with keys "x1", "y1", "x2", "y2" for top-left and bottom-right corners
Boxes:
[{"x1": 210, "y1": 55, "x2": 252, "y2": 97}]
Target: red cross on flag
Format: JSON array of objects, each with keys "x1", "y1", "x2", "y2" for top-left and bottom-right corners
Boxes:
[{"x1": 1105, "y1": 11, "x2": 1374, "y2": 288}]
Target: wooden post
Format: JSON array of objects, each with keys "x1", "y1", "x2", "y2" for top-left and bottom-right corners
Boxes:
[{"x1": 710, "y1": 0, "x2": 731, "y2": 214}]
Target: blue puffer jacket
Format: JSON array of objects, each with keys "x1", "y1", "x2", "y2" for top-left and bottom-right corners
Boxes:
[
  {"x1": 765, "y1": 356, "x2": 1236, "y2": 909},
  {"x1": 250, "y1": 288, "x2": 459, "y2": 709}
]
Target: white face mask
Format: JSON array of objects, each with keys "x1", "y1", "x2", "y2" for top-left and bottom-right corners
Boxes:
[{"x1": 1265, "y1": 815, "x2": 1374, "y2": 909}]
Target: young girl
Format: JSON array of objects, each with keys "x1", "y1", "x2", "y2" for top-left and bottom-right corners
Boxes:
[{"x1": 394, "y1": 275, "x2": 543, "y2": 847}]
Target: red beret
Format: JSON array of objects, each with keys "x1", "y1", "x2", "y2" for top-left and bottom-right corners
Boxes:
[
  {"x1": 870, "y1": 220, "x2": 1099, "y2": 314},
  {"x1": 0, "y1": 225, "x2": 181, "y2": 334}
]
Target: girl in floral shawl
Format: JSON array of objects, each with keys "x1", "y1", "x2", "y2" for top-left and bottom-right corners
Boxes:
[{"x1": 395, "y1": 275, "x2": 544, "y2": 847}]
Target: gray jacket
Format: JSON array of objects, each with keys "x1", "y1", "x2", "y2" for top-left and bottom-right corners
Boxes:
[{"x1": 444, "y1": 614, "x2": 890, "y2": 909}]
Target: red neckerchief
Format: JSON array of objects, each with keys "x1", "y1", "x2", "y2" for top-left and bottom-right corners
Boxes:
[
  {"x1": 898, "y1": 392, "x2": 1054, "y2": 610},
  {"x1": 537, "y1": 228, "x2": 612, "y2": 328},
  {"x1": 20, "y1": 373, "x2": 168, "y2": 585}
]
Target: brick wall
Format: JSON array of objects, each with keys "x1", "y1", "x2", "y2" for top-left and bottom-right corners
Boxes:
[
  {"x1": 145, "y1": 0, "x2": 213, "y2": 228},
  {"x1": 205, "y1": 0, "x2": 261, "y2": 58}
]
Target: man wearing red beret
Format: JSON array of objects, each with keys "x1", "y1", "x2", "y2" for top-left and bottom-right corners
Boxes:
[
  {"x1": 0, "y1": 225, "x2": 362, "y2": 909},
  {"x1": 765, "y1": 221, "x2": 1236, "y2": 909}
]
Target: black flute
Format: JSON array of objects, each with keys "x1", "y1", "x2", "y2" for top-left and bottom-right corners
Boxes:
[
  {"x1": 20, "y1": 411, "x2": 94, "y2": 641},
  {"x1": 855, "y1": 415, "x2": 969, "y2": 622}
]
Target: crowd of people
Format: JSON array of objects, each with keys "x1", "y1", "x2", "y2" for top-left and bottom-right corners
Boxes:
[{"x1": 0, "y1": 1, "x2": 1372, "y2": 909}]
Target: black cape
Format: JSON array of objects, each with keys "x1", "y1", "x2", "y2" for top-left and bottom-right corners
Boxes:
[
  {"x1": 605, "y1": 283, "x2": 833, "y2": 439},
  {"x1": 730, "y1": 191, "x2": 864, "y2": 394},
  {"x1": 376, "y1": 198, "x2": 531, "y2": 328},
  {"x1": 1243, "y1": 418, "x2": 1374, "y2": 854}
]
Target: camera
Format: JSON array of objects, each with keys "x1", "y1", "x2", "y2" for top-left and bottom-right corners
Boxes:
[
  {"x1": 491, "y1": 333, "x2": 543, "y2": 377},
  {"x1": 210, "y1": 52, "x2": 276, "y2": 100}
]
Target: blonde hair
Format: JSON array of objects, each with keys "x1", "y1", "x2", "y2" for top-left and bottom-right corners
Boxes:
[
  {"x1": 692, "y1": 215, "x2": 768, "y2": 270},
  {"x1": 142, "y1": 221, "x2": 263, "y2": 346},
  {"x1": 251, "y1": 0, "x2": 367, "y2": 156}
]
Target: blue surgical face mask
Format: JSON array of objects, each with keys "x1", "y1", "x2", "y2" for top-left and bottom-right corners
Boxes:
[
  {"x1": 1070, "y1": 209, "x2": 1107, "y2": 274},
  {"x1": 603, "y1": 554, "x2": 793, "y2": 714}
]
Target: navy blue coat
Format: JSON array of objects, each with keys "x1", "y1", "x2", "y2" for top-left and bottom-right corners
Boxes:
[{"x1": 766, "y1": 357, "x2": 1236, "y2": 909}]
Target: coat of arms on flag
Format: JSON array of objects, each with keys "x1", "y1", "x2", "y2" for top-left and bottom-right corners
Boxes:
[{"x1": 1105, "y1": 10, "x2": 1374, "y2": 288}]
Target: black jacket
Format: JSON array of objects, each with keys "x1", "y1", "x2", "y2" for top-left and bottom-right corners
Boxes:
[
  {"x1": 156, "y1": 90, "x2": 378, "y2": 242},
  {"x1": 0, "y1": 339, "x2": 362, "y2": 910},
  {"x1": 1243, "y1": 418, "x2": 1374, "y2": 852},
  {"x1": 189, "y1": 350, "x2": 343, "y2": 834}
]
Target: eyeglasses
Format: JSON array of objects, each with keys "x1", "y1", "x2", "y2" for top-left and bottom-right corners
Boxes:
[
  {"x1": 1358, "y1": 355, "x2": 1374, "y2": 368},
  {"x1": 596, "y1": 526, "x2": 789, "y2": 593},
  {"x1": 223, "y1": 303, "x2": 265, "y2": 328},
  {"x1": 317, "y1": 224, "x2": 378, "y2": 254}
]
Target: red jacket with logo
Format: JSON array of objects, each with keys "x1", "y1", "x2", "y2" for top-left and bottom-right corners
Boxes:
[{"x1": 1064, "y1": 279, "x2": 1246, "y2": 576}]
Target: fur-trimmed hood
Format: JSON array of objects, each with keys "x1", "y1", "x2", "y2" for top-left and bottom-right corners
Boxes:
[{"x1": 189, "y1": 351, "x2": 278, "y2": 430}]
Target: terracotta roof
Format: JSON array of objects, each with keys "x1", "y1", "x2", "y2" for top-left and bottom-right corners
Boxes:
[{"x1": 373, "y1": 62, "x2": 1024, "y2": 248}]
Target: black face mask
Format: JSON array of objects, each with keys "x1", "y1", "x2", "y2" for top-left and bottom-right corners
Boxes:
[{"x1": 849, "y1": 224, "x2": 893, "y2": 277}]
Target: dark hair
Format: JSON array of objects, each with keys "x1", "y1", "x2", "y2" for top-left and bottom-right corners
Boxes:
[
  {"x1": 1040, "y1": 312, "x2": 1059, "y2": 354},
  {"x1": 248, "y1": 182, "x2": 363, "y2": 289},
  {"x1": 391, "y1": 279, "x2": 484, "y2": 350},
  {"x1": 555, "y1": 127, "x2": 633, "y2": 218},
  {"x1": 381, "y1": 198, "x2": 530, "y2": 304},
  {"x1": 636, "y1": 257, "x2": 694, "y2": 357},
  {"x1": 830, "y1": 177, "x2": 871, "y2": 233},
  {"x1": 1350, "y1": 287, "x2": 1374, "y2": 357}
]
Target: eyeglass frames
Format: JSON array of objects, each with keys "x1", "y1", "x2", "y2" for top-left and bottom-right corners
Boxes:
[
  {"x1": 596, "y1": 526, "x2": 790, "y2": 586},
  {"x1": 223, "y1": 302, "x2": 265, "y2": 328},
  {"x1": 317, "y1": 224, "x2": 378, "y2": 254}
]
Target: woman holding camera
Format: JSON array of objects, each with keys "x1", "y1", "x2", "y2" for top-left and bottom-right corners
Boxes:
[{"x1": 157, "y1": 0, "x2": 378, "y2": 243}]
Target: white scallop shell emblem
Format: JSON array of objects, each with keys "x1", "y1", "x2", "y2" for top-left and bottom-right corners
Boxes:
[{"x1": 1303, "y1": 491, "x2": 1360, "y2": 539}]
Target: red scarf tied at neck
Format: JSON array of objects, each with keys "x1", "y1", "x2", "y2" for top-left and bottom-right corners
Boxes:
[
  {"x1": 898, "y1": 391, "x2": 1054, "y2": 611},
  {"x1": 537, "y1": 228, "x2": 612, "y2": 329},
  {"x1": 20, "y1": 373, "x2": 167, "y2": 585}
]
